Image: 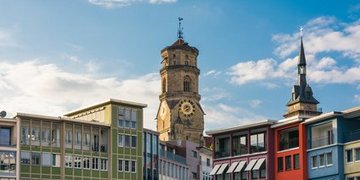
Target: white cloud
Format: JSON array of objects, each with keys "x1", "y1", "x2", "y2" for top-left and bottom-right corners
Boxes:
[
  {"x1": 229, "y1": 16, "x2": 360, "y2": 86},
  {"x1": 149, "y1": 0, "x2": 176, "y2": 4},
  {"x1": 204, "y1": 69, "x2": 221, "y2": 77},
  {"x1": 0, "y1": 29, "x2": 17, "y2": 47},
  {"x1": 249, "y1": 99, "x2": 262, "y2": 108},
  {"x1": 203, "y1": 103, "x2": 266, "y2": 131},
  {"x1": 229, "y1": 58, "x2": 278, "y2": 85},
  {"x1": 201, "y1": 87, "x2": 229, "y2": 102},
  {"x1": 88, "y1": 0, "x2": 176, "y2": 8},
  {"x1": 354, "y1": 94, "x2": 360, "y2": 103},
  {"x1": 0, "y1": 60, "x2": 160, "y2": 130}
]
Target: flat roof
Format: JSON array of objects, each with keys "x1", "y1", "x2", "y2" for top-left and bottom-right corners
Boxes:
[
  {"x1": 64, "y1": 98, "x2": 147, "y2": 116},
  {"x1": 206, "y1": 119, "x2": 275, "y2": 135},
  {"x1": 16, "y1": 112, "x2": 110, "y2": 127},
  {"x1": 303, "y1": 106, "x2": 360, "y2": 124}
]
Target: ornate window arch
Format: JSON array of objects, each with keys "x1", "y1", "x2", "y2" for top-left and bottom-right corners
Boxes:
[{"x1": 183, "y1": 76, "x2": 191, "y2": 92}]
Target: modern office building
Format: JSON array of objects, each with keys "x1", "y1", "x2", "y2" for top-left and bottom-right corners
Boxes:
[
  {"x1": 159, "y1": 141, "x2": 190, "y2": 180},
  {"x1": 206, "y1": 120, "x2": 275, "y2": 180},
  {"x1": 1, "y1": 98, "x2": 147, "y2": 180},
  {"x1": 198, "y1": 146, "x2": 212, "y2": 180},
  {"x1": 0, "y1": 117, "x2": 17, "y2": 180},
  {"x1": 304, "y1": 107, "x2": 360, "y2": 180},
  {"x1": 143, "y1": 128, "x2": 159, "y2": 180}
]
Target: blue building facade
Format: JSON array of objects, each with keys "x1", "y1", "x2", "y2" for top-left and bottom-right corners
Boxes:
[{"x1": 304, "y1": 107, "x2": 360, "y2": 180}]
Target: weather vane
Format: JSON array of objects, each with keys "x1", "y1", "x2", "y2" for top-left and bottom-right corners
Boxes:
[
  {"x1": 178, "y1": 17, "x2": 184, "y2": 39},
  {"x1": 300, "y1": 26, "x2": 304, "y2": 38}
]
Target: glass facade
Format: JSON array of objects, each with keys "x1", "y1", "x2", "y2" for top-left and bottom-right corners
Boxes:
[{"x1": 143, "y1": 129, "x2": 159, "y2": 180}]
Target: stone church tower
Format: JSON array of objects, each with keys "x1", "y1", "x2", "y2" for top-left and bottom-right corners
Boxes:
[
  {"x1": 284, "y1": 35, "x2": 321, "y2": 118},
  {"x1": 156, "y1": 19, "x2": 204, "y2": 144}
]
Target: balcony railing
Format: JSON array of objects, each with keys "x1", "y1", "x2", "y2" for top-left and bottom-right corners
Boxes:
[
  {"x1": 159, "y1": 149, "x2": 186, "y2": 165},
  {"x1": 279, "y1": 138, "x2": 299, "y2": 151},
  {"x1": 311, "y1": 135, "x2": 333, "y2": 149}
]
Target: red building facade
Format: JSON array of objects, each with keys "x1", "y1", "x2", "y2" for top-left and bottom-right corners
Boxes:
[{"x1": 273, "y1": 117, "x2": 308, "y2": 180}]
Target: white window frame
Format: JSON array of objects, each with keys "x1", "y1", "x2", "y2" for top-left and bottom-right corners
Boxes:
[
  {"x1": 311, "y1": 155, "x2": 318, "y2": 169},
  {"x1": 326, "y1": 152, "x2": 333, "y2": 166},
  {"x1": 100, "y1": 158, "x2": 108, "y2": 171},
  {"x1": 118, "y1": 134, "x2": 124, "y2": 147},
  {"x1": 346, "y1": 149, "x2": 354, "y2": 164},
  {"x1": 118, "y1": 159, "x2": 123, "y2": 172},
  {"x1": 319, "y1": 154, "x2": 325, "y2": 168}
]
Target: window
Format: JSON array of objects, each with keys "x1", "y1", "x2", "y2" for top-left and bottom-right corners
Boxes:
[
  {"x1": 0, "y1": 127, "x2": 11, "y2": 146},
  {"x1": 285, "y1": 155, "x2": 291, "y2": 171},
  {"x1": 131, "y1": 110, "x2": 137, "y2": 129},
  {"x1": 118, "y1": 108, "x2": 124, "y2": 128},
  {"x1": 92, "y1": 157, "x2": 99, "y2": 170},
  {"x1": 41, "y1": 153, "x2": 51, "y2": 166},
  {"x1": 233, "y1": 135, "x2": 247, "y2": 155},
  {"x1": 65, "y1": 155, "x2": 73, "y2": 168},
  {"x1": 131, "y1": 160, "x2": 136, "y2": 173},
  {"x1": 326, "y1": 152, "x2": 333, "y2": 166},
  {"x1": 118, "y1": 159, "x2": 123, "y2": 171},
  {"x1": 183, "y1": 76, "x2": 191, "y2": 92},
  {"x1": 279, "y1": 127, "x2": 299, "y2": 151},
  {"x1": 131, "y1": 135, "x2": 137, "y2": 148},
  {"x1": 192, "y1": 150, "x2": 198, "y2": 158},
  {"x1": 118, "y1": 134, "x2": 123, "y2": 147},
  {"x1": 278, "y1": 157, "x2": 283, "y2": 172},
  {"x1": 125, "y1": 135, "x2": 130, "y2": 147},
  {"x1": 21, "y1": 121, "x2": 30, "y2": 145},
  {"x1": 260, "y1": 161, "x2": 266, "y2": 178},
  {"x1": 124, "y1": 160, "x2": 129, "y2": 172},
  {"x1": 206, "y1": 158, "x2": 210, "y2": 167},
  {"x1": 52, "y1": 123, "x2": 60, "y2": 147},
  {"x1": 119, "y1": 108, "x2": 137, "y2": 129},
  {"x1": 100, "y1": 159, "x2": 108, "y2": 170},
  {"x1": 65, "y1": 124, "x2": 72, "y2": 148},
  {"x1": 92, "y1": 127, "x2": 99, "y2": 152},
  {"x1": 0, "y1": 151, "x2": 16, "y2": 174},
  {"x1": 216, "y1": 136, "x2": 230, "y2": 158},
  {"x1": 355, "y1": 148, "x2": 360, "y2": 161},
  {"x1": 21, "y1": 151, "x2": 30, "y2": 164},
  {"x1": 41, "y1": 122, "x2": 51, "y2": 146},
  {"x1": 312, "y1": 156, "x2": 318, "y2": 168},
  {"x1": 83, "y1": 157, "x2": 90, "y2": 169},
  {"x1": 83, "y1": 126, "x2": 91, "y2": 150},
  {"x1": 319, "y1": 154, "x2": 325, "y2": 167},
  {"x1": 293, "y1": 154, "x2": 300, "y2": 169},
  {"x1": 346, "y1": 149, "x2": 353, "y2": 163},
  {"x1": 31, "y1": 121, "x2": 41, "y2": 146},
  {"x1": 192, "y1": 172, "x2": 197, "y2": 179},
  {"x1": 74, "y1": 156, "x2": 82, "y2": 168},
  {"x1": 52, "y1": 154, "x2": 60, "y2": 167},
  {"x1": 31, "y1": 152, "x2": 41, "y2": 165},
  {"x1": 250, "y1": 132, "x2": 265, "y2": 153},
  {"x1": 74, "y1": 125, "x2": 82, "y2": 149}
]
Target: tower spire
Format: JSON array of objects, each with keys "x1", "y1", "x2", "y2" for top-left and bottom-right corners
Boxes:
[{"x1": 177, "y1": 17, "x2": 184, "y2": 39}]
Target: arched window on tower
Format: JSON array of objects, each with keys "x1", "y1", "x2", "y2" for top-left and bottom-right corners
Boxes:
[
  {"x1": 183, "y1": 76, "x2": 191, "y2": 92},
  {"x1": 162, "y1": 78, "x2": 167, "y2": 93}
]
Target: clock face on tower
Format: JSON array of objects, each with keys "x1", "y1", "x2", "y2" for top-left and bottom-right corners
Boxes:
[{"x1": 179, "y1": 99, "x2": 195, "y2": 117}]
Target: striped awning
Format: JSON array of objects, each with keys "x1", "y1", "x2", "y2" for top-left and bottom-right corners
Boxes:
[
  {"x1": 209, "y1": 164, "x2": 221, "y2": 175},
  {"x1": 244, "y1": 159, "x2": 258, "y2": 171},
  {"x1": 253, "y1": 158, "x2": 265, "y2": 170},
  {"x1": 226, "y1": 161, "x2": 239, "y2": 173},
  {"x1": 234, "y1": 161, "x2": 246, "y2": 172},
  {"x1": 216, "y1": 163, "x2": 229, "y2": 175}
]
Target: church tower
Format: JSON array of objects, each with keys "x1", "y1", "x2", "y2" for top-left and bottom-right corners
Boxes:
[
  {"x1": 156, "y1": 18, "x2": 204, "y2": 144},
  {"x1": 284, "y1": 33, "x2": 321, "y2": 118}
]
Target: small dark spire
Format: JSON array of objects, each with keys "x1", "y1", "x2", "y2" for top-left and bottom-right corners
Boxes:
[
  {"x1": 299, "y1": 36, "x2": 306, "y2": 66},
  {"x1": 177, "y1": 17, "x2": 184, "y2": 39}
]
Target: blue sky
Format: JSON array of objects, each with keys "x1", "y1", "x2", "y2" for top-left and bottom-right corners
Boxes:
[{"x1": 0, "y1": 0, "x2": 359, "y2": 131}]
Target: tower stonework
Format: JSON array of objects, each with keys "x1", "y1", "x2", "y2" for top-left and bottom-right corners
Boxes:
[
  {"x1": 284, "y1": 37, "x2": 321, "y2": 118},
  {"x1": 156, "y1": 38, "x2": 204, "y2": 144}
]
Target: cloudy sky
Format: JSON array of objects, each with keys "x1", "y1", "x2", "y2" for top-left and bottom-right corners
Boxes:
[{"x1": 0, "y1": 0, "x2": 359, "y2": 132}]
